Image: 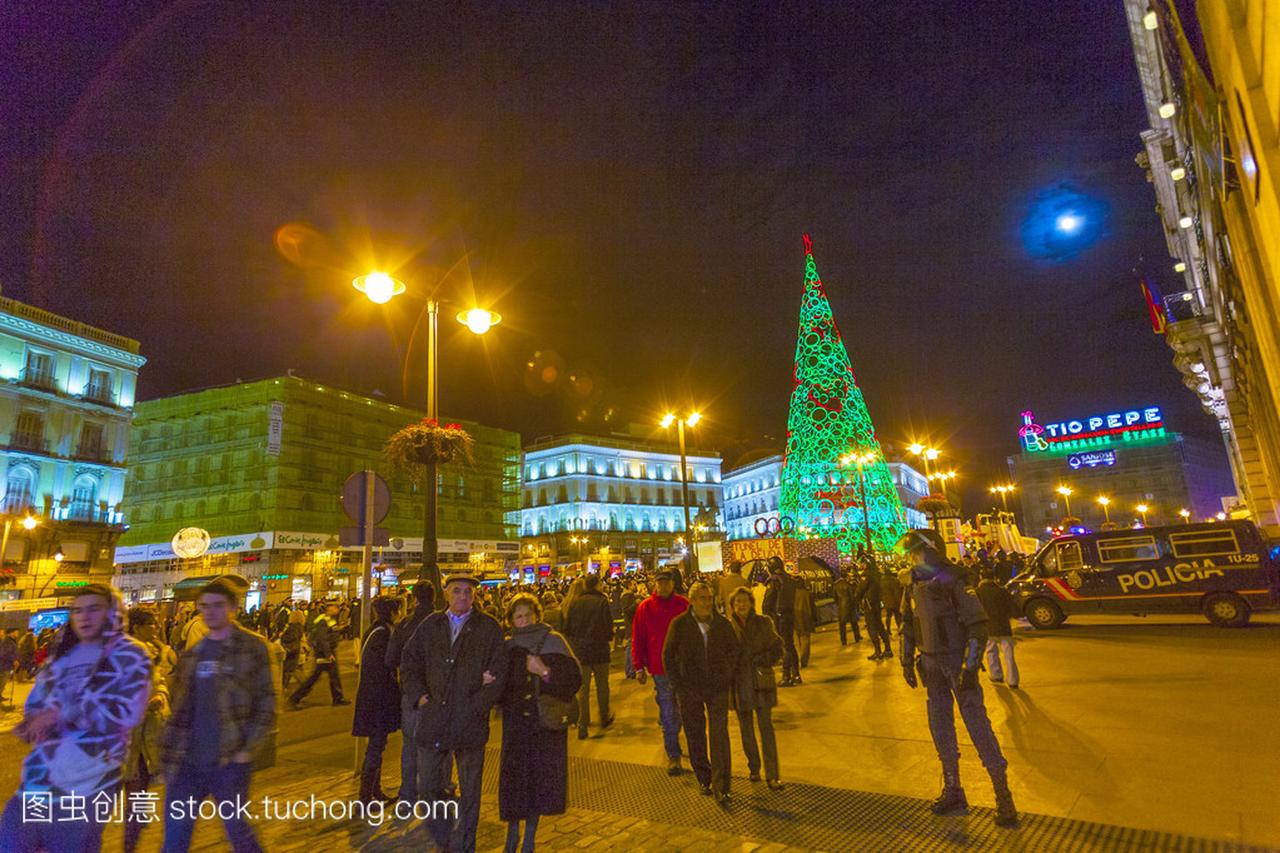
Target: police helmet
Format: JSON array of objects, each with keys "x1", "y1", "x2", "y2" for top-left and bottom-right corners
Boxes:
[{"x1": 894, "y1": 528, "x2": 945, "y2": 556}]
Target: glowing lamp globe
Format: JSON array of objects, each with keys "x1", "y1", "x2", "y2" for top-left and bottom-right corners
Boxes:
[
  {"x1": 1056, "y1": 213, "x2": 1082, "y2": 234},
  {"x1": 457, "y1": 308, "x2": 501, "y2": 335},
  {"x1": 353, "y1": 271, "x2": 406, "y2": 305},
  {"x1": 21, "y1": 516, "x2": 38, "y2": 530}
]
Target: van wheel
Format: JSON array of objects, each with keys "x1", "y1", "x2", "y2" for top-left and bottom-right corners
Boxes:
[
  {"x1": 1024, "y1": 598, "x2": 1064, "y2": 629},
  {"x1": 1203, "y1": 593, "x2": 1250, "y2": 628}
]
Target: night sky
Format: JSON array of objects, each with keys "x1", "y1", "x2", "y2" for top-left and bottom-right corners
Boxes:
[{"x1": 1, "y1": 1, "x2": 1222, "y2": 506}]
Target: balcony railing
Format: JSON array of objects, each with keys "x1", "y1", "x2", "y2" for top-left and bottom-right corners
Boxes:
[
  {"x1": 82, "y1": 386, "x2": 115, "y2": 406},
  {"x1": 73, "y1": 444, "x2": 112, "y2": 463},
  {"x1": 7, "y1": 433, "x2": 49, "y2": 454},
  {"x1": 18, "y1": 368, "x2": 57, "y2": 392}
]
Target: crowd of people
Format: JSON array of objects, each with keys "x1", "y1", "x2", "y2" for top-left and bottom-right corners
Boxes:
[{"x1": 0, "y1": 533, "x2": 1024, "y2": 852}]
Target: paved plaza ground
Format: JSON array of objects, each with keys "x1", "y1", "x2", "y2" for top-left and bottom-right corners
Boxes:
[{"x1": 2, "y1": 612, "x2": 1277, "y2": 850}]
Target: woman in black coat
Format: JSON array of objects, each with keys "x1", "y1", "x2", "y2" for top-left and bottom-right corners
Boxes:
[
  {"x1": 728, "y1": 587, "x2": 785, "y2": 789},
  {"x1": 500, "y1": 592, "x2": 582, "y2": 853},
  {"x1": 352, "y1": 596, "x2": 402, "y2": 804}
]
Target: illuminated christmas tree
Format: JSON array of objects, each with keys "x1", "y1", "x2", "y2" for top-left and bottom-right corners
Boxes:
[{"x1": 778, "y1": 234, "x2": 907, "y2": 553}]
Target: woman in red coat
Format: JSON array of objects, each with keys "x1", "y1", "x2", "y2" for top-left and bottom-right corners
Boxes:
[{"x1": 499, "y1": 593, "x2": 582, "y2": 853}]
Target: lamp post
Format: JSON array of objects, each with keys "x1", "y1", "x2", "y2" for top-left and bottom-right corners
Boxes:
[
  {"x1": 1136, "y1": 503, "x2": 1150, "y2": 526},
  {"x1": 570, "y1": 534, "x2": 589, "y2": 575},
  {"x1": 1178, "y1": 508, "x2": 1191, "y2": 524},
  {"x1": 1055, "y1": 485, "x2": 1074, "y2": 517},
  {"x1": 661, "y1": 411, "x2": 702, "y2": 574},
  {"x1": 354, "y1": 271, "x2": 501, "y2": 610},
  {"x1": 908, "y1": 444, "x2": 941, "y2": 481},
  {"x1": 1096, "y1": 495, "x2": 1111, "y2": 524},
  {"x1": 0, "y1": 514, "x2": 38, "y2": 591},
  {"x1": 841, "y1": 451, "x2": 877, "y2": 553},
  {"x1": 988, "y1": 485, "x2": 1012, "y2": 513}
]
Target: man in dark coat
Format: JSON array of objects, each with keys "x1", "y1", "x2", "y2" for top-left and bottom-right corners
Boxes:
[
  {"x1": 563, "y1": 573, "x2": 615, "y2": 740},
  {"x1": 288, "y1": 601, "x2": 348, "y2": 708},
  {"x1": 831, "y1": 569, "x2": 862, "y2": 646},
  {"x1": 385, "y1": 582, "x2": 434, "y2": 806},
  {"x1": 401, "y1": 573, "x2": 508, "y2": 852},
  {"x1": 855, "y1": 555, "x2": 892, "y2": 660},
  {"x1": 976, "y1": 572, "x2": 1019, "y2": 688},
  {"x1": 762, "y1": 557, "x2": 800, "y2": 685},
  {"x1": 662, "y1": 582, "x2": 740, "y2": 803},
  {"x1": 353, "y1": 597, "x2": 401, "y2": 804}
]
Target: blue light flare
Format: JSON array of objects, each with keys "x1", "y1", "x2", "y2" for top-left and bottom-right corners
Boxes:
[{"x1": 1020, "y1": 183, "x2": 1107, "y2": 261}]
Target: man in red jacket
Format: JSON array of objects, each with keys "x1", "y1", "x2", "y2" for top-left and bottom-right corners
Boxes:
[{"x1": 631, "y1": 568, "x2": 689, "y2": 775}]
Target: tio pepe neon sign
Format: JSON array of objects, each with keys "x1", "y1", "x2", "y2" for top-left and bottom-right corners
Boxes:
[{"x1": 1021, "y1": 407, "x2": 1163, "y2": 453}]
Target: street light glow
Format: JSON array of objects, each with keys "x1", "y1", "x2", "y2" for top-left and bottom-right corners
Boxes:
[
  {"x1": 21, "y1": 515, "x2": 38, "y2": 530},
  {"x1": 907, "y1": 443, "x2": 924, "y2": 456},
  {"x1": 1179, "y1": 508, "x2": 1190, "y2": 518},
  {"x1": 352, "y1": 271, "x2": 405, "y2": 304},
  {"x1": 457, "y1": 307, "x2": 501, "y2": 335},
  {"x1": 1056, "y1": 212, "x2": 1082, "y2": 233},
  {"x1": 660, "y1": 413, "x2": 676, "y2": 429},
  {"x1": 1096, "y1": 496, "x2": 1110, "y2": 507},
  {"x1": 924, "y1": 448, "x2": 940, "y2": 461},
  {"x1": 686, "y1": 411, "x2": 702, "y2": 427},
  {"x1": 1056, "y1": 485, "x2": 1073, "y2": 497}
]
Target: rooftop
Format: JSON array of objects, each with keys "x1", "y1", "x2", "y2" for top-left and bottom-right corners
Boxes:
[{"x1": 0, "y1": 287, "x2": 141, "y2": 355}]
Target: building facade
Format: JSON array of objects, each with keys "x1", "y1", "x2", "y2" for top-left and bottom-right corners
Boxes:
[
  {"x1": 722, "y1": 452, "x2": 929, "y2": 541},
  {"x1": 114, "y1": 375, "x2": 520, "y2": 606},
  {"x1": 518, "y1": 431, "x2": 721, "y2": 574},
  {"x1": 1126, "y1": 0, "x2": 1280, "y2": 534},
  {"x1": 1009, "y1": 404, "x2": 1235, "y2": 534},
  {"x1": 0, "y1": 290, "x2": 145, "y2": 602}
]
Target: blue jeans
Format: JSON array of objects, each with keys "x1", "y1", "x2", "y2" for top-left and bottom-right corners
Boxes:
[
  {"x1": 652, "y1": 674, "x2": 682, "y2": 760},
  {"x1": 162, "y1": 762, "x2": 261, "y2": 853},
  {"x1": 399, "y1": 696, "x2": 419, "y2": 802},
  {"x1": 0, "y1": 788, "x2": 113, "y2": 853}
]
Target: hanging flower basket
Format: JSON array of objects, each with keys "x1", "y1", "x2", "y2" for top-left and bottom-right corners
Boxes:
[
  {"x1": 385, "y1": 418, "x2": 474, "y2": 479},
  {"x1": 917, "y1": 494, "x2": 953, "y2": 517}
]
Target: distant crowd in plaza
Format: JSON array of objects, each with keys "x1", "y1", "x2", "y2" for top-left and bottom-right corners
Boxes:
[{"x1": 0, "y1": 536, "x2": 1023, "y2": 852}]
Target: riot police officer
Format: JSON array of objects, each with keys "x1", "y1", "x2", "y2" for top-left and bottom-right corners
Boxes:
[{"x1": 896, "y1": 529, "x2": 1018, "y2": 828}]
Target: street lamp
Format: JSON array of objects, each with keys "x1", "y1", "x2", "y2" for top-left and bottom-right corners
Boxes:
[
  {"x1": 840, "y1": 451, "x2": 877, "y2": 553},
  {"x1": 0, "y1": 514, "x2": 39, "y2": 581},
  {"x1": 1178, "y1": 508, "x2": 1191, "y2": 524},
  {"x1": 988, "y1": 484, "x2": 1015, "y2": 512},
  {"x1": 1096, "y1": 495, "x2": 1111, "y2": 523},
  {"x1": 355, "y1": 270, "x2": 502, "y2": 610},
  {"x1": 662, "y1": 410, "x2": 702, "y2": 574},
  {"x1": 1136, "y1": 503, "x2": 1150, "y2": 525},
  {"x1": 907, "y1": 444, "x2": 941, "y2": 480},
  {"x1": 1056, "y1": 485, "x2": 1074, "y2": 517},
  {"x1": 569, "y1": 535, "x2": 589, "y2": 574}
]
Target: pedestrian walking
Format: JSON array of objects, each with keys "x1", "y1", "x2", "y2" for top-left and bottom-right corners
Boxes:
[
  {"x1": 160, "y1": 578, "x2": 276, "y2": 852},
  {"x1": 793, "y1": 576, "x2": 816, "y2": 668},
  {"x1": 563, "y1": 573, "x2": 615, "y2": 740},
  {"x1": 123, "y1": 608, "x2": 175, "y2": 853},
  {"x1": 353, "y1": 596, "x2": 402, "y2": 805},
  {"x1": 499, "y1": 593, "x2": 582, "y2": 853},
  {"x1": 662, "y1": 582, "x2": 739, "y2": 803},
  {"x1": 976, "y1": 571, "x2": 1020, "y2": 689},
  {"x1": 881, "y1": 565, "x2": 904, "y2": 632},
  {"x1": 631, "y1": 568, "x2": 690, "y2": 775},
  {"x1": 0, "y1": 586, "x2": 152, "y2": 853},
  {"x1": 400, "y1": 572, "x2": 508, "y2": 852},
  {"x1": 726, "y1": 588, "x2": 785, "y2": 790},
  {"x1": 856, "y1": 554, "x2": 892, "y2": 660},
  {"x1": 897, "y1": 529, "x2": 1018, "y2": 828},
  {"x1": 288, "y1": 600, "x2": 350, "y2": 708},
  {"x1": 832, "y1": 569, "x2": 862, "y2": 646},
  {"x1": 385, "y1": 582, "x2": 434, "y2": 806},
  {"x1": 763, "y1": 558, "x2": 801, "y2": 685},
  {"x1": 0, "y1": 628, "x2": 18, "y2": 709},
  {"x1": 279, "y1": 609, "x2": 304, "y2": 690},
  {"x1": 15, "y1": 628, "x2": 35, "y2": 681},
  {"x1": 717, "y1": 561, "x2": 749, "y2": 613}
]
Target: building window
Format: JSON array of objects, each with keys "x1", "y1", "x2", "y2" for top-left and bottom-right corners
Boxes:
[
  {"x1": 85, "y1": 369, "x2": 113, "y2": 404},
  {"x1": 69, "y1": 475, "x2": 98, "y2": 521},
  {"x1": 3, "y1": 467, "x2": 34, "y2": 514},
  {"x1": 21, "y1": 351, "x2": 55, "y2": 391},
  {"x1": 12, "y1": 412, "x2": 45, "y2": 452},
  {"x1": 76, "y1": 422, "x2": 106, "y2": 461}
]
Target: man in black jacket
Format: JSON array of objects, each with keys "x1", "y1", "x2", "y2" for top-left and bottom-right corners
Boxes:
[
  {"x1": 976, "y1": 572, "x2": 1019, "y2": 688},
  {"x1": 288, "y1": 601, "x2": 349, "y2": 708},
  {"x1": 761, "y1": 558, "x2": 800, "y2": 685},
  {"x1": 400, "y1": 573, "x2": 507, "y2": 851},
  {"x1": 385, "y1": 582, "x2": 435, "y2": 805},
  {"x1": 564, "y1": 573, "x2": 615, "y2": 740},
  {"x1": 831, "y1": 568, "x2": 862, "y2": 646},
  {"x1": 855, "y1": 554, "x2": 892, "y2": 661},
  {"x1": 662, "y1": 582, "x2": 740, "y2": 803}
]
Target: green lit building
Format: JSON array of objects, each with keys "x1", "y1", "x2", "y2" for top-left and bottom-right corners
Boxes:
[{"x1": 115, "y1": 375, "x2": 520, "y2": 607}]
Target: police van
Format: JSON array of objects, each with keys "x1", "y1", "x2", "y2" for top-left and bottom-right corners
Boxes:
[{"x1": 1008, "y1": 520, "x2": 1279, "y2": 628}]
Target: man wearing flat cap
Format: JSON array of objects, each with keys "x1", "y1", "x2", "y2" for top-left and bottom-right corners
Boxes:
[{"x1": 401, "y1": 571, "x2": 507, "y2": 851}]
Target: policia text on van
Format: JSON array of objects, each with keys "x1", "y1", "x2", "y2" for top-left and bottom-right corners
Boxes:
[{"x1": 1007, "y1": 520, "x2": 1279, "y2": 628}]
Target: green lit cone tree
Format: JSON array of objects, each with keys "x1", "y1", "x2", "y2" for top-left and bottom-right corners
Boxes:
[{"x1": 778, "y1": 234, "x2": 908, "y2": 554}]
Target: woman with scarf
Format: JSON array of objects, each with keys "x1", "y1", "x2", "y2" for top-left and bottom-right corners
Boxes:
[
  {"x1": 727, "y1": 587, "x2": 785, "y2": 790},
  {"x1": 499, "y1": 592, "x2": 582, "y2": 853}
]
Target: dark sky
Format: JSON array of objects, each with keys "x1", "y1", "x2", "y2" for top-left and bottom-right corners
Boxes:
[{"x1": 1, "y1": 0, "x2": 1222, "y2": 506}]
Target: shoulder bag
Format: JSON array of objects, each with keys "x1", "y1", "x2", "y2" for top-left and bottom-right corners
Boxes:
[{"x1": 532, "y1": 631, "x2": 579, "y2": 731}]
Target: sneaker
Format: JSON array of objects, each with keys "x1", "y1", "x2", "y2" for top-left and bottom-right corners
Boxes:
[
  {"x1": 699, "y1": 784, "x2": 713, "y2": 796},
  {"x1": 867, "y1": 653, "x2": 882, "y2": 661},
  {"x1": 715, "y1": 791, "x2": 731, "y2": 804},
  {"x1": 332, "y1": 698, "x2": 351, "y2": 706},
  {"x1": 748, "y1": 772, "x2": 762, "y2": 782},
  {"x1": 766, "y1": 779, "x2": 785, "y2": 791},
  {"x1": 601, "y1": 713, "x2": 616, "y2": 729},
  {"x1": 667, "y1": 759, "x2": 683, "y2": 776}
]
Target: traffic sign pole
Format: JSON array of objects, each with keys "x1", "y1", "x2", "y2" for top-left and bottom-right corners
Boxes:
[{"x1": 360, "y1": 470, "x2": 375, "y2": 647}]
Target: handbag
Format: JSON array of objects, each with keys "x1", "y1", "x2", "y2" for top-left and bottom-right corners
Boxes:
[{"x1": 532, "y1": 631, "x2": 579, "y2": 731}]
